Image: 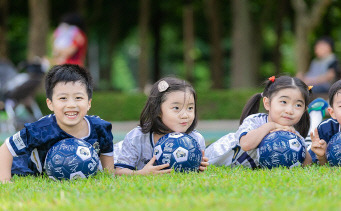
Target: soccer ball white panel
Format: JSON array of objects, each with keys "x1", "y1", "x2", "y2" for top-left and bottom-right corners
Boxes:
[
  {"x1": 70, "y1": 171, "x2": 86, "y2": 180},
  {"x1": 168, "y1": 132, "x2": 184, "y2": 139},
  {"x1": 289, "y1": 139, "x2": 302, "y2": 152},
  {"x1": 153, "y1": 145, "x2": 163, "y2": 160},
  {"x1": 76, "y1": 146, "x2": 91, "y2": 161},
  {"x1": 173, "y1": 147, "x2": 188, "y2": 163}
]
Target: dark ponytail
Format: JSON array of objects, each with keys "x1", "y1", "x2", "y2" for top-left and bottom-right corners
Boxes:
[{"x1": 239, "y1": 93, "x2": 262, "y2": 125}]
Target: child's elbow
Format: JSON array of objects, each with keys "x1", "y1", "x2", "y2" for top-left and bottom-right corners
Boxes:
[{"x1": 240, "y1": 142, "x2": 252, "y2": 152}]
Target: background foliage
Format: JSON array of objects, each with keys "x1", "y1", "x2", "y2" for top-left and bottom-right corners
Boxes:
[{"x1": 37, "y1": 89, "x2": 259, "y2": 121}]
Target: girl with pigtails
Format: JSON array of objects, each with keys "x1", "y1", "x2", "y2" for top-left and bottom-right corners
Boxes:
[{"x1": 205, "y1": 76, "x2": 313, "y2": 168}]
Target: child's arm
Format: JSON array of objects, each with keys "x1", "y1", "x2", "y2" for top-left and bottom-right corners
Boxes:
[
  {"x1": 100, "y1": 154, "x2": 115, "y2": 173},
  {"x1": 240, "y1": 122, "x2": 296, "y2": 151},
  {"x1": 303, "y1": 149, "x2": 313, "y2": 167},
  {"x1": 0, "y1": 143, "x2": 13, "y2": 183},
  {"x1": 115, "y1": 156, "x2": 172, "y2": 176},
  {"x1": 310, "y1": 128, "x2": 328, "y2": 165}
]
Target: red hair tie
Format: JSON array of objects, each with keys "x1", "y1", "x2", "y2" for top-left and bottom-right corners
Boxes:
[{"x1": 268, "y1": 76, "x2": 275, "y2": 82}]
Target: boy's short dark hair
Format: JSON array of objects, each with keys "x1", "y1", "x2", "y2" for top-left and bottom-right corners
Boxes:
[
  {"x1": 45, "y1": 64, "x2": 93, "y2": 100},
  {"x1": 329, "y1": 80, "x2": 341, "y2": 106}
]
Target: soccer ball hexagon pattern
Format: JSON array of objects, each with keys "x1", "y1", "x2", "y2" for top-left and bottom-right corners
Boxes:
[
  {"x1": 153, "y1": 132, "x2": 202, "y2": 172},
  {"x1": 326, "y1": 132, "x2": 341, "y2": 166},
  {"x1": 257, "y1": 131, "x2": 306, "y2": 169},
  {"x1": 44, "y1": 138, "x2": 100, "y2": 180}
]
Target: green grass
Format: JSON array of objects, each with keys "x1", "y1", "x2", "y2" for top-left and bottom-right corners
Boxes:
[{"x1": 1, "y1": 165, "x2": 340, "y2": 210}]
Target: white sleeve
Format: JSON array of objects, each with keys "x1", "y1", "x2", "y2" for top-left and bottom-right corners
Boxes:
[
  {"x1": 235, "y1": 114, "x2": 266, "y2": 142},
  {"x1": 115, "y1": 135, "x2": 140, "y2": 170},
  {"x1": 189, "y1": 131, "x2": 206, "y2": 151}
]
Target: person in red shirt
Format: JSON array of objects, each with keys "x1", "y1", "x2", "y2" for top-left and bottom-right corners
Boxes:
[{"x1": 52, "y1": 13, "x2": 87, "y2": 67}]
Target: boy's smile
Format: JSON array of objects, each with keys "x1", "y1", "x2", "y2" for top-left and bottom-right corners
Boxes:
[{"x1": 46, "y1": 81, "x2": 91, "y2": 137}]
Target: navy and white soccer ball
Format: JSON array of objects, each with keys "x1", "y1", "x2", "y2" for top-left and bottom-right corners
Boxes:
[
  {"x1": 44, "y1": 138, "x2": 100, "y2": 180},
  {"x1": 326, "y1": 132, "x2": 341, "y2": 166},
  {"x1": 153, "y1": 132, "x2": 202, "y2": 172},
  {"x1": 257, "y1": 131, "x2": 306, "y2": 169}
]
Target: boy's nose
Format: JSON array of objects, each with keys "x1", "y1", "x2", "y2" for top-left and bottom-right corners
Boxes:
[{"x1": 67, "y1": 99, "x2": 77, "y2": 107}]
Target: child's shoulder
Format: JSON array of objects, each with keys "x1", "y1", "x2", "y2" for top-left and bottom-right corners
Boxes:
[
  {"x1": 85, "y1": 115, "x2": 111, "y2": 125},
  {"x1": 319, "y1": 118, "x2": 339, "y2": 130},
  {"x1": 246, "y1": 113, "x2": 268, "y2": 120},
  {"x1": 25, "y1": 114, "x2": 56, "y2": 129},
  {"x1": 241, "y1": 113, "x2": 268, "y2": 125},
  {"x1": 189, "y1": 130, "x2": 204, "y2": 139},
  {"x1": 125, "y1": 127, "x2": 147, "y2": 139}
]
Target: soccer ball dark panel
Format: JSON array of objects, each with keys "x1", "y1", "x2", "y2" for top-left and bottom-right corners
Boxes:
[
  {"x1": 44, "y1": 138, "x2": 100, "y2": 180},
  {"x1": 326, "y1": 132, "x2": 341, "y2": 166},
  {"x1": 258, "y1": 131, "x2": 306, "y2": 169},
  {"x1": 153, "y1": 133, "x2": 202, "y2": 172}
]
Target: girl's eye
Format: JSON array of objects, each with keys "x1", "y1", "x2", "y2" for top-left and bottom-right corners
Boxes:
[
  {"x1": 188, "y1": 106, "x2": 194, "y2": 111},
  {"x1": 296, "y1": 104, "x2": 303, "y2": 108},
  {"x1": 280, "y1": 100, "x2": 286, "y2": 104},
  {"x1": 173, "y1": 106, "x2": 179, "y2": 110},
  {"x1": 76, "y1": 97, "x2": 83, "y2": 100},
  {"x1": 59, "y1": 97, "x2": 66, "y2": 100}
]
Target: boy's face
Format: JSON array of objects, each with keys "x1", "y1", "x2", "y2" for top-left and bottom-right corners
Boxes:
[
  {"x1": 46, "y1": 81, "x2": 91, "y2": 132},
  {"x1": 329, "y1": 91, "x2": 341, "y2": 123}
]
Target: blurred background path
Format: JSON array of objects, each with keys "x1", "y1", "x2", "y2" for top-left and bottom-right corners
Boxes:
[{"x1": 111, "y1": 120, "x2": 239, "y2": 143}]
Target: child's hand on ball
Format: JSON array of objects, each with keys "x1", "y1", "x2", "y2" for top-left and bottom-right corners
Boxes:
[
  {"x1": 199, "y1": 151, "x2": 209, "y2": 172},
  {"x1": 140, "y1": 156, "x2": 172, "y2": 175}
]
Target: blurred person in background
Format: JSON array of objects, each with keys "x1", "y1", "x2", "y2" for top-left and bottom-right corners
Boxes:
[
  {"x1": 297, "y1": 36, "x2": 339, "y2": 94},
  {"x1": 52, "y1": 13, "x2": 87, "y2": 67}
]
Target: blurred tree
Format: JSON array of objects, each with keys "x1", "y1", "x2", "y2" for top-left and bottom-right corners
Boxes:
[
  {"x1": 273, "y1": 0, "x2": 288, "y2": 76},
  {"x1": 28, "y1": 0, "x2": 49, "y2": 61},
  {"x1": 231, "y1": 0, "x2": 255, "y2": 88},
  {"x1": 204, "y1": 0, "x2": 223, "y2": 89},
  {"x1": 183, "y1": 0, "x2": 195, "y2": 83},
  {"x1": 0, "y1": 0, "x2": 8, "y2": 59},
  {"x1": 151, "y1": 0, "x2": 162, "y2": 83},
  {"x1": 138, "y1": 0, "x2": 151, "y2": 91},
  {"x1": 291, "y1": 0, "x2": 332, "y2": 75}
]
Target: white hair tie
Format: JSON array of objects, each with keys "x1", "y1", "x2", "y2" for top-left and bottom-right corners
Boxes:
[{"x1": 158, "y1": 80, "x2": 169, "y2": 92}]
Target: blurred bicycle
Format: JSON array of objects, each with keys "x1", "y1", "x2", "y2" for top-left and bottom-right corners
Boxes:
[{"x1": 0, "y1": 58, "x2": 48, "y2": 133}]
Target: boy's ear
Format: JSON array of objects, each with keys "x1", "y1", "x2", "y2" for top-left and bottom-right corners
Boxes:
[
  {"x1": 46, "y1": 98, "x2": 54, "y2": 111},
  {"x1": 263, "y1": 97, "x2": 270, "y2": 111},
  {"x1": 87, "y1": 99, "x2": 92, "y2": 111},
  {"x1": 328, "y1": 107, "x2": 336, "y2": 119}
]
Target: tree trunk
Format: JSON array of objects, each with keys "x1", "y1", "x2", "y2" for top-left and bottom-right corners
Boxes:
[
  {"x1": 152, "y1": 1, "x2": 161, "y2": 83},
  {"x1": 138, "y1": 0, "x2": 150, "y2": 91},
  {"x1": 205, "y1": 0, "x2": 224, "y2": 89},
  {"x1": 0, "y1": 0, "x2": 8, "y2": 59},
  {"x1": 28, "y1": 0, "x2": 49, "y2": 61},
  {"x1": 183, "y1": 1, "x2": 195, "y2": 84},
  {"x1": 291, "y1": 0, "x2": 332, "y2": 74},
  {"x1": 273, "y1": 0, "x2": 287, "y2": 76},
  {"x1": 231, "y1": 0, "x2": 255, "y2": 88}
]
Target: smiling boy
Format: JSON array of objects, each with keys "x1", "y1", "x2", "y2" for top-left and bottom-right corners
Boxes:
[{"x1": 0, "y1": 64, "x2": 114, "y2": 182}]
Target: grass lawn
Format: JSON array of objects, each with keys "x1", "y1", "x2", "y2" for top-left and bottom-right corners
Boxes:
[{"x1": 1, "y1": 165, "x2": 340, "y2": 210}]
